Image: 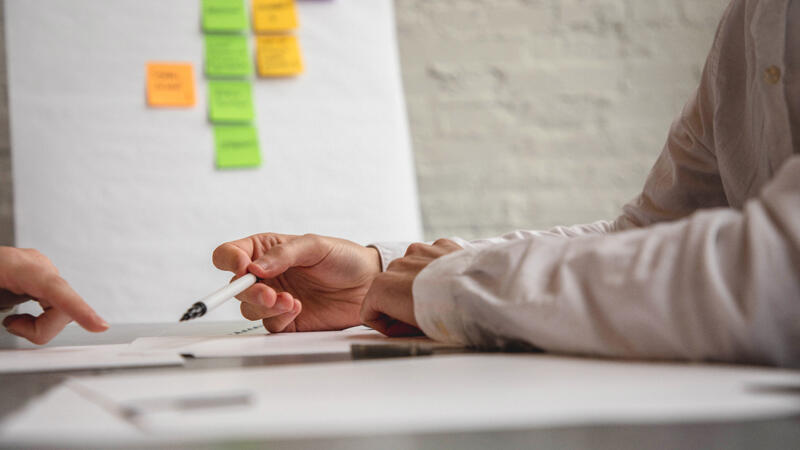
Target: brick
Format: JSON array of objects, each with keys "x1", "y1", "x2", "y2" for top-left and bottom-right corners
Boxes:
[{"x1": 627, "y1": 0, "x2": 680, "y2": 27}]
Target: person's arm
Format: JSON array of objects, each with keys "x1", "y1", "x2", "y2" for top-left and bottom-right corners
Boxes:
[
  {"x1": 403, "y1": 3, "x2": 798, "y2": 366},
  {"x1": 412, "y1": 157, "x2": 800, "y2": 367},
  {"x1": 0, "y1": 247, "x2": 108, "y2": 344}
]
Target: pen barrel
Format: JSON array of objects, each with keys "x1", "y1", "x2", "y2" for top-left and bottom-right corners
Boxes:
[{"x1": 200, "y1": 273, "x2": 258, "y2": 310}]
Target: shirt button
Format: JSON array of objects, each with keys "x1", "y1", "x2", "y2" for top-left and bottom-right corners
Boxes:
[{"x1": 764, "y1": 65, "x2": 782, "y2": 84}]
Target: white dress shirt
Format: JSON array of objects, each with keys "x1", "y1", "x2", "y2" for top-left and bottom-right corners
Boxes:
[{"x1": 374, "y1": 0, "x2": 800, "y2": 367}]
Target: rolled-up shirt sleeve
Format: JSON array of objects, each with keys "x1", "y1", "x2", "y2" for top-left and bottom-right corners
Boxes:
[{"x1": 413, "y1": 156, "x2": 800, "y2": 367}]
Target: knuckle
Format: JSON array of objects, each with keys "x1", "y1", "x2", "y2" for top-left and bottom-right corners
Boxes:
[
  {"x1": 433, "y1": 238, "x2": 453, "y2": 247},
  {"x1": 386, "y1": 259, "x2": 399, "y2": 272},
  {"x1": 262, "y1": 319, "x2": 284, "y2": 333},
  {"x1": 23, "y1": 248, "x2": 43, "y2": 258},
  {"x1": 302, "y1": 233, "x2": 320, "y2": 243},
  {"x1": 29, "y1": 333, "x2": 50, "y2": 346},
  {"x1": 264, "y1": 234, "x2": 281, "y2": 248},
  {"x1": 240, "y1": 305, "x2": 260, "y2": 321},
  {"x1": 405, "y1": 242, "x2": 427, "y2": 256},
  {"x1": 390, "y1": 257, "x2": 417, "y2": 271},
  {"x1": 36, "y1": 274, "x2": 67, "y2": 298}
]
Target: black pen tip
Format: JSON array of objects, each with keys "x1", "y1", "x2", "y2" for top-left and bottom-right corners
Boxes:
[{"x1": 179, "y1": 302, "x2": 207, "y2": 323}]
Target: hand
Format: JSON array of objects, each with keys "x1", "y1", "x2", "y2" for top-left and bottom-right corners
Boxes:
[
  {"x1": 0, "y1": 247, "x2": 108, "y2": 344},
  {"x1": 360, "y1": 239, "x2": 462, "y2": 336},
  {"x1": 212, "y1": 233, "x2": 382, "y2": 332}
]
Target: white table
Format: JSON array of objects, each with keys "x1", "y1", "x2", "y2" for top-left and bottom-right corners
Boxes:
[{"x1": 1, "y1": 322, "x2": 798, "y2": 449}]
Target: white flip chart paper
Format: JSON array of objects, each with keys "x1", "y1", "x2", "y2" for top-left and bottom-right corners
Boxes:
[{"x1": 6, "y1": 0, "x2": 421, "y2": 323}]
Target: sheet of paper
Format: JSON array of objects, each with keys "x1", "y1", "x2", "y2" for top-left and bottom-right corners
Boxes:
[
  {"x1": 131, "y1": 326, "x2": 457, "y2": 358},
  {"x1": 5, "y1": 321, "x2": 268, "y2": 349},
  {"x1": 205, "y1": 34, "x2": 253, "y2": 78},
  {"x1": 145, "y1": 62, "x2": 195, "y2": 107},
  {"x1": 208, "y1": 80, "x2": 254, "y2": 123},
  {"x1": 256, "y1": 35, "x2": 303, "y2": 77},
  {"x1": 202, "y1": 0, "x2": 248, "y2": 32},
  {"x1": 8, "y1": 354, "x2": 798, "y2": 445},
  {"x1": 252, "y1": 0, "x2": 298, "y2": 32},
  {"x1": 0, "y1": 344, "x2": 184, "y2": 373},
  {"x1": 213, "y1": 125, "x2": 261, "y2": 168}
]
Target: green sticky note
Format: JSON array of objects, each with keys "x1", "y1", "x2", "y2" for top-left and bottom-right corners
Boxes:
[
  {"x1": 202, "y1": 0, "x2": 248, "y2": 32},
  {"x1": 205, "y1": 34, "x2": 252, "y2": 78},
  {"x1": 214, "y1": 125, "x2": 261, "y2": 168},
  {"x1": 209, "y1": 80, "x2": 254, "y2": 123}
]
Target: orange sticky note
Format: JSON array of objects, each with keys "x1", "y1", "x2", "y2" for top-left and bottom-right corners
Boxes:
[
  {"x1": 252, "y1": 0, "x2": 298, "y2": 33},
  {"x1": 256, "y1": 35, "x2": 303, "y2": 77},
  {"x1": 146, "y1": 63, "x2": 196, "y2": 107}
]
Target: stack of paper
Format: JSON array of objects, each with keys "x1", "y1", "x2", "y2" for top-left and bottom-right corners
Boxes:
[
  {"x1": 0, "y1": 344, "x2": 184, "y2": 374},
  {"x1": 131, "y1": 325, "x2": 457, "y2": 358}
]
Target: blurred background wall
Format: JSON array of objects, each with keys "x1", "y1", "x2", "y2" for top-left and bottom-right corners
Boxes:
[
  {"x1": 397, "y1": 0, "x2": 729, "y2": 240},
  {"x1": 0, "y1": 0, "x2": 731, "y2": 245},
  {"x1": 0, "y1": 3, "x2": 11, "y2": 246}
]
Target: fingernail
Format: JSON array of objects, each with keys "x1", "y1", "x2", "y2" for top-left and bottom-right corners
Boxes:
[
  {"x1": 94, "y1": 314, "x2": 110, "y2": 330},
  {"x1": 256, "y1": 260, "x2": 270, "y2": 271}
]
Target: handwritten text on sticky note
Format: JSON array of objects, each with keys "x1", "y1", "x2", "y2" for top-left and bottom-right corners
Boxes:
[
  {"x1": 214, "y1": 125, "x2": 261, "y2": 168},
  {"x1": 256, "y1": 35, "x2": 303, "y2": 77},
  {"x1": 146, "y1": 63, "x2": 196, "y2": 107},
  {"x1": 209, "y1": 80, "x2": 255, "y2": 123},
  {"x1": 252, "y1": 0, "x2": 298, "y2": 33},
  {"x1": 202, "y1": 0, "x2": 249, "y2": 32},
  {"x1": 205, "y1": 35, "x2": 253, "y2": 78}
]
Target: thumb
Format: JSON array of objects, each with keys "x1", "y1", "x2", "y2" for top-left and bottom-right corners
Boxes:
[
  {"x1": 247, "y1": 234, "x2": 331, "y2": 278},
  {"x1": 212, "y1": 243, "x2": 252, "y2": 275}
]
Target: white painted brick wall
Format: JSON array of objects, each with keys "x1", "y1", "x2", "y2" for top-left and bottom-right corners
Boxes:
[{"x1": 395, "y1": 0, "x2": 730, "y2": 240}]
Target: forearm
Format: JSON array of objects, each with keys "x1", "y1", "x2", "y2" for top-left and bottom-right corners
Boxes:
[{"x1": 413, "y1": 159, "x2": 800, "y2": 367}]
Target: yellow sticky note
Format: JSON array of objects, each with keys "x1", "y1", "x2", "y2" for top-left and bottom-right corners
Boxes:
[
  {"x1": 256, "y1": 35, "x2": 303, "y2": 77},
  {"x1": 146, "y1": 63, "x2": 195, "y2": 107},
  {"x1": 252, "y1": 0, "x2": 298, "y2": 33}
]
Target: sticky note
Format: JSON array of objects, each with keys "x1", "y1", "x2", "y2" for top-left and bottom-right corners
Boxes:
[
  {"x1": 205, "y1": 34, "x2": 253, "y2": 78},
  {"x1": 214, "y1": 125, "x2": 261, "y2": 168},
  {"x1": 202, "y1": 0, "x2": 248, "y2": 32},
  {"x1": 252, "y1": 0, "x2": 298, "y2": 33},
  {"x1": 255, "y1": 35, "x2": 303, "y2": 77},
  {"x1": 146, "y1": 63, "x2": 196, "y2": 107},
  {"x1": 208, "y1": 80, "x2": 255, "y2": 123}
]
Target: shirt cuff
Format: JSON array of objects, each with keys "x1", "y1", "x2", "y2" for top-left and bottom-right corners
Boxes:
[
  {"x1": 367, "y1": 242, "x2": 411, "y2": 272},
  {"x1": 412, "y1": 249, "x2": 475, "y2": 346}
]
